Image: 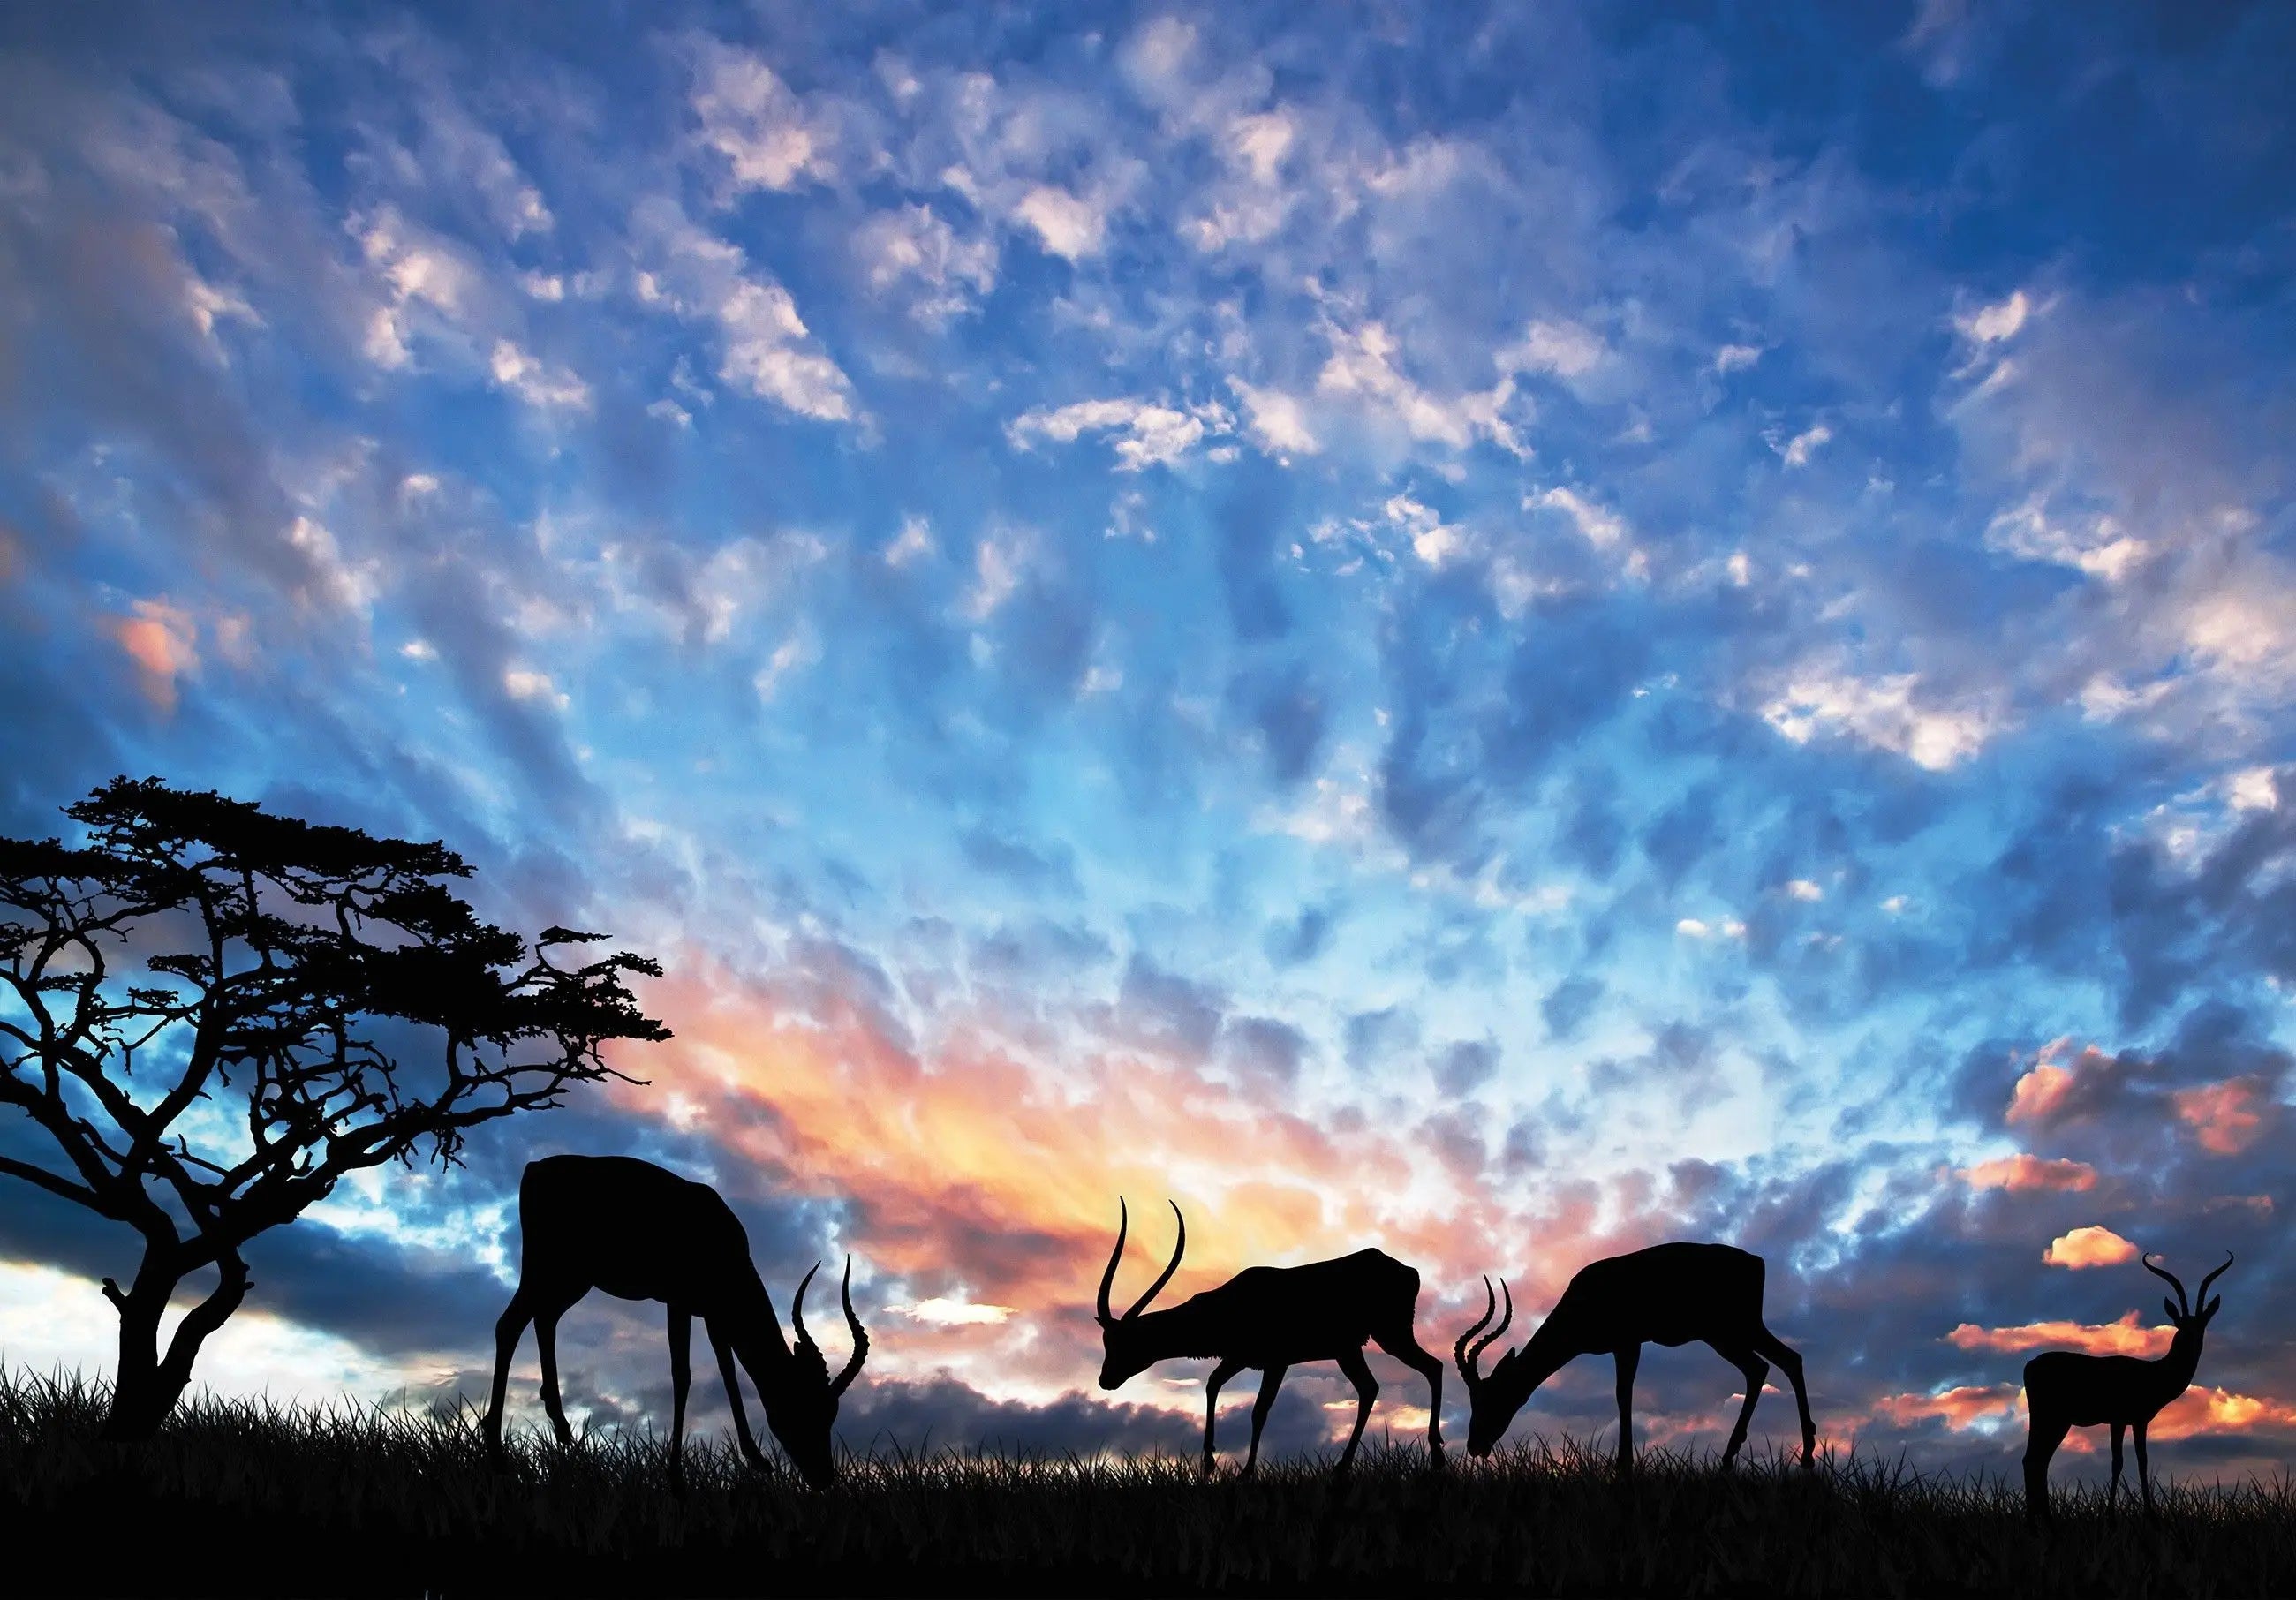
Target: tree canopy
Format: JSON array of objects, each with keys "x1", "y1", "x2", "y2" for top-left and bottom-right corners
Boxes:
[{"x1": 0, "y1": 776, "x2": 671, "y2": 1437}]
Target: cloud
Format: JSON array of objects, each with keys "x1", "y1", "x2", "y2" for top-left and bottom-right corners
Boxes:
[
  {"x1": 1759, "y1": 664, "x2": 2005, "y2": 771},
  {"x1": 2042, "y1": 1226, "x2": 2138, "y2": 1270},
  {"x1": 2174, "y1": 1078, "x2": 2270, "y2": 1156},
  {"x1": 1314, "y1": 322, "x2": 1523, "y2": 457},
  {"x1": 488, "y1": 340, "x2": 593, "y2": 412},
  {"x1": 1956, "y1": 289, "x2": 2033, "y2": 346},
  {"x1": 107, "y1": 599, "x2": 200, "y2": 711},
  {"x1": 1228, "y1": 378, "x2": 1320, "y2": 457},
  {"x1": 690, "y1": 38, "x2": 838, "y2": 192},
  {"x1": 1956, "y1": 1154, "x2": 2097, "y2": 1193},
  {"x1": 1947, "y1": 1311, "x2": 2170, "y2": 1358},
  {"x1": 853, "y1": 204, "x2": 996, "y2": 323},
  {"x1": 1014, "y1": 186, "x2": 1106, "y2": 261},
  {"x1": 638, "y1": 201, "x2": 862, "y2": 426},
  {"x1": 1007, "y1": 397, "x2": 1224, "y2": 471}
]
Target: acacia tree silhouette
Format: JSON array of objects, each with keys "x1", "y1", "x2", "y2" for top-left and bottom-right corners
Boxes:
[
  {"x1": 486, "y1": 1153, "x2": 868, "y2": 1490},
  {"x1": 0, "y1": 777, "x2": 669, "y2": 1440},
  {"x1": 1095, "y1": 1198, "x2": 1446, "y2": 1475},
  {"x1": 2023, "y1": 1250, "x2": 2232, "y2": 1523},
  {"x1": 1456, "y1": 1242, "x2": 1816, "y2": 1470}
]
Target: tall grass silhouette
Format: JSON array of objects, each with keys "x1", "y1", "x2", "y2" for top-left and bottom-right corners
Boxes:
[{"x1": 5, "y1": 1367, "x2": 2294, "y2": 1596}]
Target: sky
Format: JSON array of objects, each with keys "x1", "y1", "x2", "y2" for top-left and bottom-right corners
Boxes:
[{"x1": 2, "y1": 0, "x2": 2293, "y2": 1483}]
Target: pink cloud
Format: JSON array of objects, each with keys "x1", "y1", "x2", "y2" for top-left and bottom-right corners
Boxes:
[
  {"x1": 1958, "y1": 1154, "x2": 2097, "y2": 1193},
  {"x1": 108, "y1": 598, "x2": 199, "y2": 711},
  {"x1": 1946, "y1": 1310, "x2": 2170, "y2": 1358},
  {"x1": 2042, "y1": 1225, "x2": 2137, "y2": 1269},
  {"x1": 2173, "y1": 1078, "x2": 2267, "y2": 1155},
  {"x1": 1869, "y1": 1385, "x2": 2020, "y2": 1430}
]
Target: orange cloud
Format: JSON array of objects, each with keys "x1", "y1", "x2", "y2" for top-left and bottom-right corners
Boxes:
[
  {"x1": 2174, "y1": 1078, "x2": 2266, "y2": 1155},
  {"x1": 1959, "y1": 1154, "x2": 2097, "y2": 1193},
  {"x1": 109, "y1": 598, "x2": 199, "y2": 711},
  {"x1": 2148, "y1": 1386, "x2": 2296, "y2": 1442},
  {"x1": 1869, "y1": 1385, "x2": 2020, "y2": 1430},
  {"x1": 1945, "y1": 1310, "x2": 2171, "y2": 1358},
  {"x1": 2043, "y1": 1226, "x2": 2137, "y2": 1269}
]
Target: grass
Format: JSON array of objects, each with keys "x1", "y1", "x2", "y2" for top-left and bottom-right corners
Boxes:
[{"x1": 4, "y1": 1370, "x2": 2295, "y2": 1596}]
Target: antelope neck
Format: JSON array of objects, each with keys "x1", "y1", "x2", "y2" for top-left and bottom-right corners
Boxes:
[{"x1": 1122, "y1": 1298, "x2": 1223, "y2": 1359}]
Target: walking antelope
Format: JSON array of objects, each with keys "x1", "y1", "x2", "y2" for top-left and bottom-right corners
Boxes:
[
  {"x1": 2023, "y1": 1251, "x2": 2232, "y2": 1522},
  {"x1": 1455, "y1": 1242, "x2": 1815, "y2": 1468},
  {"x1": 1094, "y1": 1199, "x2": 1447, "y2": 1474},
  {"x1": 482, "y1": 1155, "x2": 868, "y2": 1489}
]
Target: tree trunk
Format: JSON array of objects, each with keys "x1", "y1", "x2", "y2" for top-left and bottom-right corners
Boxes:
[{"x1": 99, "y1": 1245, "x2": 252, "y2": 1441}]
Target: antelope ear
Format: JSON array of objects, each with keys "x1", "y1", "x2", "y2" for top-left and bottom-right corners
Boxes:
[
  {"x1": 2164, "y1": 1297, "x2": 2180, "y2": 1322},
  {"x1": 2204, "y1": 1294, "x2": 2222, "y2": 1320}
]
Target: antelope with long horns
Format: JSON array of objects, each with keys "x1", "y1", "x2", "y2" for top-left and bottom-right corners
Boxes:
[
  {"x1": 2023, "y1": 1250, "x2": 2233, "y2": 1522},
  {"x1": 1095, "y1": 1199, "x2": 1447, "y2": 1474},
  {"x1": 483, "y1": 1154, "x2": 867, "y2": 1490},
  {"x1": 1455, "y1": 1242, "x2": 1815, "y2": 1468}
]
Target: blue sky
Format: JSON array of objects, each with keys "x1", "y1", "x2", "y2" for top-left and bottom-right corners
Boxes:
[{"x1": 2, "y1": 0, "x2": 2294, "y2": 1475}]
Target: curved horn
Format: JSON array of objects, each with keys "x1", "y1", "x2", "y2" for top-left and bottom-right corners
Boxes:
[
  {"x1": 2196, "y1": 1249, "x2": 2235, "y2": 1305},
  {"x1": 1122, "y1": 1201, "x2": 1186, "y2": 1321},
  {"x1": 2141, "y1": 1251, "x2": 2189, "y2": 1315},
  {"x1": 1096, "y1": 1198, "x2": 1129, "y2": 1326},
  {"x1": 1469, "y1": 1279, "x2": 1515, "y2": 1375},
  {"x1": 791, "y1": 1259, "x2": 824, "y2": 1347},
  {"x1": 1454, "y1": 1276, "x2": 1498, "y2": 1389},
  {"x1": 829, "y1": 1256, "x2": 869, "y2": 1398}
]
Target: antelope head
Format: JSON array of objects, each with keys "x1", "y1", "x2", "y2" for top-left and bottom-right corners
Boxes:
[
  {"x1": 1095, "y1": 1198, "x2": 1186, "y2": 1389},
  {"x1": 2144, "y1": 1249, "x2": 2233, "y2": 1340},
  {"x1": 1454, "y1": 1275, "x2": 1523, "y2": 1457},
  {"x1": 764, "y1": 1257, "x2": 869, "y2": 1489}
]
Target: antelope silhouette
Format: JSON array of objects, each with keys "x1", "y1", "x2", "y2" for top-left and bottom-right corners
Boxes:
[
  {"x1": 1095, "y1": 1198, "x2": 1446, "y2": 1474},
  {"x1": 482, "y1": 1154, "x2": 867, "y2": 1489},
  {"x1": 2023, "y1": 1250, "x2": 2232, "y2": 1522},
  {"x1": 1455, "y1": 1242, "x2": 1815, "y2": 1468}
]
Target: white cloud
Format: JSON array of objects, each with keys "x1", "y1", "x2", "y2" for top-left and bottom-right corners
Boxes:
[
  {"x1": 1712, "y1": 343, "x2": 1764, "y2": 374},
  {"x1": 1527, "y1": 486, "x2": 1628, "y2": 550},
  {"x1": 1500, "y1": 318, "x2": 1605, "y2": 380},
  {"x1": 1776, "y1": 423, "x2": 1832, "y2": 469},
  {"x1": 963, "y1": 525, "x2": 1030, "y2": 622},
  {"x1": 885, "y1": 515, "x2": 935, "y2": 568},
  {"x1": 1383, "y1": 494, "x2": 1463, "y2": 567},
  {"x1": 853, "y1": 203, "x2": 996, "y2": 323},
  {"x1": 1761, "y1": 664, "x2": 2005, "y2": 771},
  {"x1": 1228, "y1": 378, "x2": 1320, "y2": 457},
  {"x1": 1957, "y1": 289, "x2": 2033, "y2": 345},
  {"x1": 638, "y1": 201, "x2": 862, "y2": 426},
  {"x1": 1316, "y1": 321, "x2": 1523, "y2": 457},
  {"x1": 1983, "y1": 500, "x2": 2148, "y2": 583},
  {"x1": 1007, "y1": 396, "x2": 1226, "y2": 471},
  {"x1": 1015, "y1": 185, "x2": 1106, "y2": 261},
  {"x1": 488, "y1": 339, "x2": 593, "y2": 412},
  {"x1": 2228, "y1": 767, "x2": 2279, "y2": 812},
  {"x1": 1786, "y1": 879, "x2": 1824, "y2": 902},
  {"x1": 691, "y1": 39, "x2": 836, "y2": 192},
  {"x1": 503, "y1": 667, "x2": 569, "y2": 711}
]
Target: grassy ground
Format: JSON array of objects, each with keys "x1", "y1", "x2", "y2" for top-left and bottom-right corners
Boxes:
[{"x1": 4, "y1": 1371, "x2": 2293, "y2": 1597}]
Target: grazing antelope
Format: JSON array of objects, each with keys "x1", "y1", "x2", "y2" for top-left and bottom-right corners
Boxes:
[
  {"x1": 2023, "y1": 1250, "x2": 2232, "y2": 1523},
  {"x1": 482, "y1": 1154, "x2": 867, "y2": 1490},
  {"x1": 1455, "y1": 1242, "x2": 1815, "y2": 1469},
  {"x1": 1094, "y1": 1199, "x2": 1446, "y2": 1474}
]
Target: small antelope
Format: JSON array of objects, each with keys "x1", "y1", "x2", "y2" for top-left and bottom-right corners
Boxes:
[
  {"x1": 1095, "y1": 1198, "x2": 1446, "y2": 1474},
  {"x1": 483, "y1": 1154, "x2": 867, "y2": 1489},
  {"x1": 2023, "y1": 1250, "x2": 2232, "y2": 1522},
  {"x1": 1456, "y1": 1242, "x2": 1815, "y2": 1468}
]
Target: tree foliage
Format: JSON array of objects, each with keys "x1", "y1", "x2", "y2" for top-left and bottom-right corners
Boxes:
[{"x1": 0, "y1": 777, "x2": 670, "y2": 1437}]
